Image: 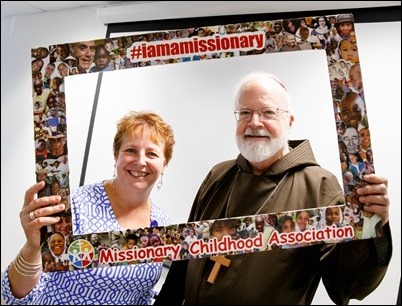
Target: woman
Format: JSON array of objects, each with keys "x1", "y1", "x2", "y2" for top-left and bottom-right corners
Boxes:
[
  {"x1": 2, "y1": 111, "x2": 175, "y2": 304},
  {"x1": 48, "y1": 232, "x2": 67, "y2": 259},
  {"x1": 31, "y1": 58, "x2": 44, "y2": 73},
  {"x1": 47, "y1": 232, "x2": 69, "y2": 271}
]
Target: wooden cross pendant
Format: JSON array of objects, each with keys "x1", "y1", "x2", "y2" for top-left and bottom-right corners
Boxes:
[{"x1": 207, "y1": 255, "x2": 231, "y2": 284}]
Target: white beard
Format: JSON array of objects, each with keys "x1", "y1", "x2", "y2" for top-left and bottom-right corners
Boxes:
[{"x1": 236, "y1": 128, "x2": 289, "y2": 163}]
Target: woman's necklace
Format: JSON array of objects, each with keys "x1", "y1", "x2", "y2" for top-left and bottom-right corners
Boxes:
[{"x1": 224, "y1": 169, "x2": 290, "y2": 217}]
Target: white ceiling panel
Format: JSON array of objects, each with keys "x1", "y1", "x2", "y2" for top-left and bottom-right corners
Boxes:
[
  {"x1": 1, "y1": 1, "x2": 400, "y2": 21},
  {"x1": 1, "y1": 1, "x2": 43, "y2": 15},
  {"x1": 0, "y1": 1, "x2": 139, "y2": 19}
]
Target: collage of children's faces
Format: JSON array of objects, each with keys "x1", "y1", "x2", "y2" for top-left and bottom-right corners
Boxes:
[
  {"x1": 32, "y1": 13, "x2": 380, "y2": 271},
  {"x1": 41, "y1": 206, "x2": 358, "y2": 272}
]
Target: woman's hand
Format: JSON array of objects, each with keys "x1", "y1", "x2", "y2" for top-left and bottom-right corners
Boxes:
[{"x1": 20, "y1": 181, "x2": 65, "y2": 250}]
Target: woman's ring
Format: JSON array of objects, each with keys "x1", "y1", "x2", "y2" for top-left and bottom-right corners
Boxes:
[{"x1": 29, "y1": 211, "x2": 36, "y2": 221}]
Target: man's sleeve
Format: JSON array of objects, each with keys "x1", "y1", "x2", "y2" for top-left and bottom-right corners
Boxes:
[{"x1": 321, "y1": 222, "x2": 392, "y2": 305}]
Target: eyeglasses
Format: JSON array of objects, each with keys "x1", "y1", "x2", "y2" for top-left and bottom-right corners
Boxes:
[{"x1": 234, "y1": 107, "x2": 289, "y2": 122}]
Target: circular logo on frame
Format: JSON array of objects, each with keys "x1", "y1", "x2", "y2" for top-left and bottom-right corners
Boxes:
[{"x1": 68, "y1": 239, "x2": 95, "y2": 268}]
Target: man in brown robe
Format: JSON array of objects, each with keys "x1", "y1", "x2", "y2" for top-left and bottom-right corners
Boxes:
[{"x1": 155, "y1": 72, "x2": 391, "y2": 305}]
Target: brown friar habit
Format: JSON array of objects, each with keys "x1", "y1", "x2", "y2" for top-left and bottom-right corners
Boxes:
[{"x1": 155, "y1": 139, "x2": 392, "y2": 305}]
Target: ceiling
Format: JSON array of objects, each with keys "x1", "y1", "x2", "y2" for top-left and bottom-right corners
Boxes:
[
  {"x1": 0, "y1": 1, "x2": 149, "y2": 20},
  {"x1": 1, "y1": 1, "x2": 400, "y2": 22}
]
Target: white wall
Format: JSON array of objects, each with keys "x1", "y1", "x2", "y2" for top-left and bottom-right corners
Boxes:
[
  {"x1": 1, "y1": 3, "x2": 400, "y2": 305},
  {"x1": 65, "y1": 50, "x2": 341, "y2": 225}
]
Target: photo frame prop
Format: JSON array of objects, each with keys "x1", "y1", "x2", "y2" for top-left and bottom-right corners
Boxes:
[
  {"x1": 42, "y1": 207, "x2": 355, "y2": 272},
  {"x1": 31, "y1": 13, "x2": 381, "y2": 272}
]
